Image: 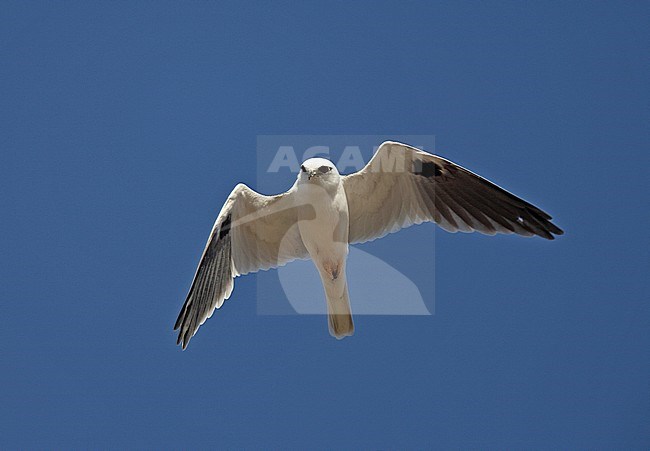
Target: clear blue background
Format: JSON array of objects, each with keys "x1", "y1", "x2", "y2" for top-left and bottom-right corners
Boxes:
[{"x1": 1, "y1": 1, "x2": 648, "y2": 448}]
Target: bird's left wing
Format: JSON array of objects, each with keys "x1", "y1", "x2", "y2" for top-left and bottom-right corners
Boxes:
[
  {"x1": 343, "y1": 141, "x2": 563, "y2": 244},
  {"x1": 174, "y1": 183, "x2": 311, "y2": 349}
]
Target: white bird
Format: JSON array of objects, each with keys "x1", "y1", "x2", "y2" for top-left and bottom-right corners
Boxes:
[{"x1": 174, "y1": 141, "x2": 563, "y2": 348}]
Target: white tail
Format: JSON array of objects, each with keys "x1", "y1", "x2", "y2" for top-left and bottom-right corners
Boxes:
[{"x1": 322, "y1": 274, "x2": 354, "y2": 339}]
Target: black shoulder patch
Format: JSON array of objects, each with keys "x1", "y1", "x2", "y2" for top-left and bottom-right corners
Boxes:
[
  {"x1": 218, "y1": 214, "x2": 231, "y2": 240},
  {"x1": 413, "y1": 160, "x2": 442, "y2": 178}
]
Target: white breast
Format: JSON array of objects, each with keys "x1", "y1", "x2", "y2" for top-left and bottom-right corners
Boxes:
[{"x1": 295, "y1": 181, "x2": 349, "y2": 261}]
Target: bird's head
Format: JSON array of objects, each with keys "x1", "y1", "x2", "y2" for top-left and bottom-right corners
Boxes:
[{"x1": 298, "y1": 158, "x2": 340, "y2": 184}]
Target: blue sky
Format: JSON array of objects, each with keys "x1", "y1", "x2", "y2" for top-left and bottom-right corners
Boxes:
[{"x1": 1, "y1": 1, "x2": 649, "y2": 448}]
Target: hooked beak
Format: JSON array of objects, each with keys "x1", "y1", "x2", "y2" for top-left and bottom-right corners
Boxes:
[{"x1": 308, "y1": 170, "x2": 317, "y2": 180}]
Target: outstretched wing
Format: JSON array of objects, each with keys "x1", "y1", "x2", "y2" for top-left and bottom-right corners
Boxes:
[
  {"x1": 174, "y1": 183, "x2": 310, "y2": 349},
  {"x1": 343, "y1": 141, "x2": 563, "y2": 244}
]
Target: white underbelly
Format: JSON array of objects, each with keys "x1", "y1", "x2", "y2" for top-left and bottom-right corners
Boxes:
[{"x1": 296, "y1": 184, "x2": 349, "y2": 268}]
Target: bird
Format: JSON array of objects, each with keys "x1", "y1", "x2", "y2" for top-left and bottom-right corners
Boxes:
[{"x1": 174, "y1": 141, "x2": 563, "y2": 348}]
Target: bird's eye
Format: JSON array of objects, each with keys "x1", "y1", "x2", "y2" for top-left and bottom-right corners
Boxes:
[
  {"x1": 301, "y1": 165, "x2": 306, "y2": 172},
  {"x1": 319, "y1": 165, "x2": 331, "y2": 173}
]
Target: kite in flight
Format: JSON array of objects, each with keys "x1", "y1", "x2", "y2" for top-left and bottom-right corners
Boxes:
[{"x1": 174, "y1": 141, "x2": 563, "y2": 348}]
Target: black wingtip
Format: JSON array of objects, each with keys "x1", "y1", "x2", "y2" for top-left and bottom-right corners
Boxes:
[
  {"x1": 175, "y1": 329, "x2": 190, "y2": 349},
  {"x1": 182, "y1": 328, "x2": 192, "y2": 349},
  {"x1": 174, "y1": 303, "x2": 186, "y2": 330},
  {"x1": 541, "y1": 226, "x2": 564, "y2": 240},
  {"x1": 541, "y1": 220, "x2": 564, "y2": 239},
  {"x1": 536, "y1": 225, "x2": 562, "y2": 240}
]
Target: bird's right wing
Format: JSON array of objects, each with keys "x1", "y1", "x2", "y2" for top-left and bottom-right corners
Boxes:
[
  {"x1": 174, "y1": 183, "x2": 312, "y2": 349},
  {"x1": 343, "y1": 141, "x2": 563, "y2": 244}
]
